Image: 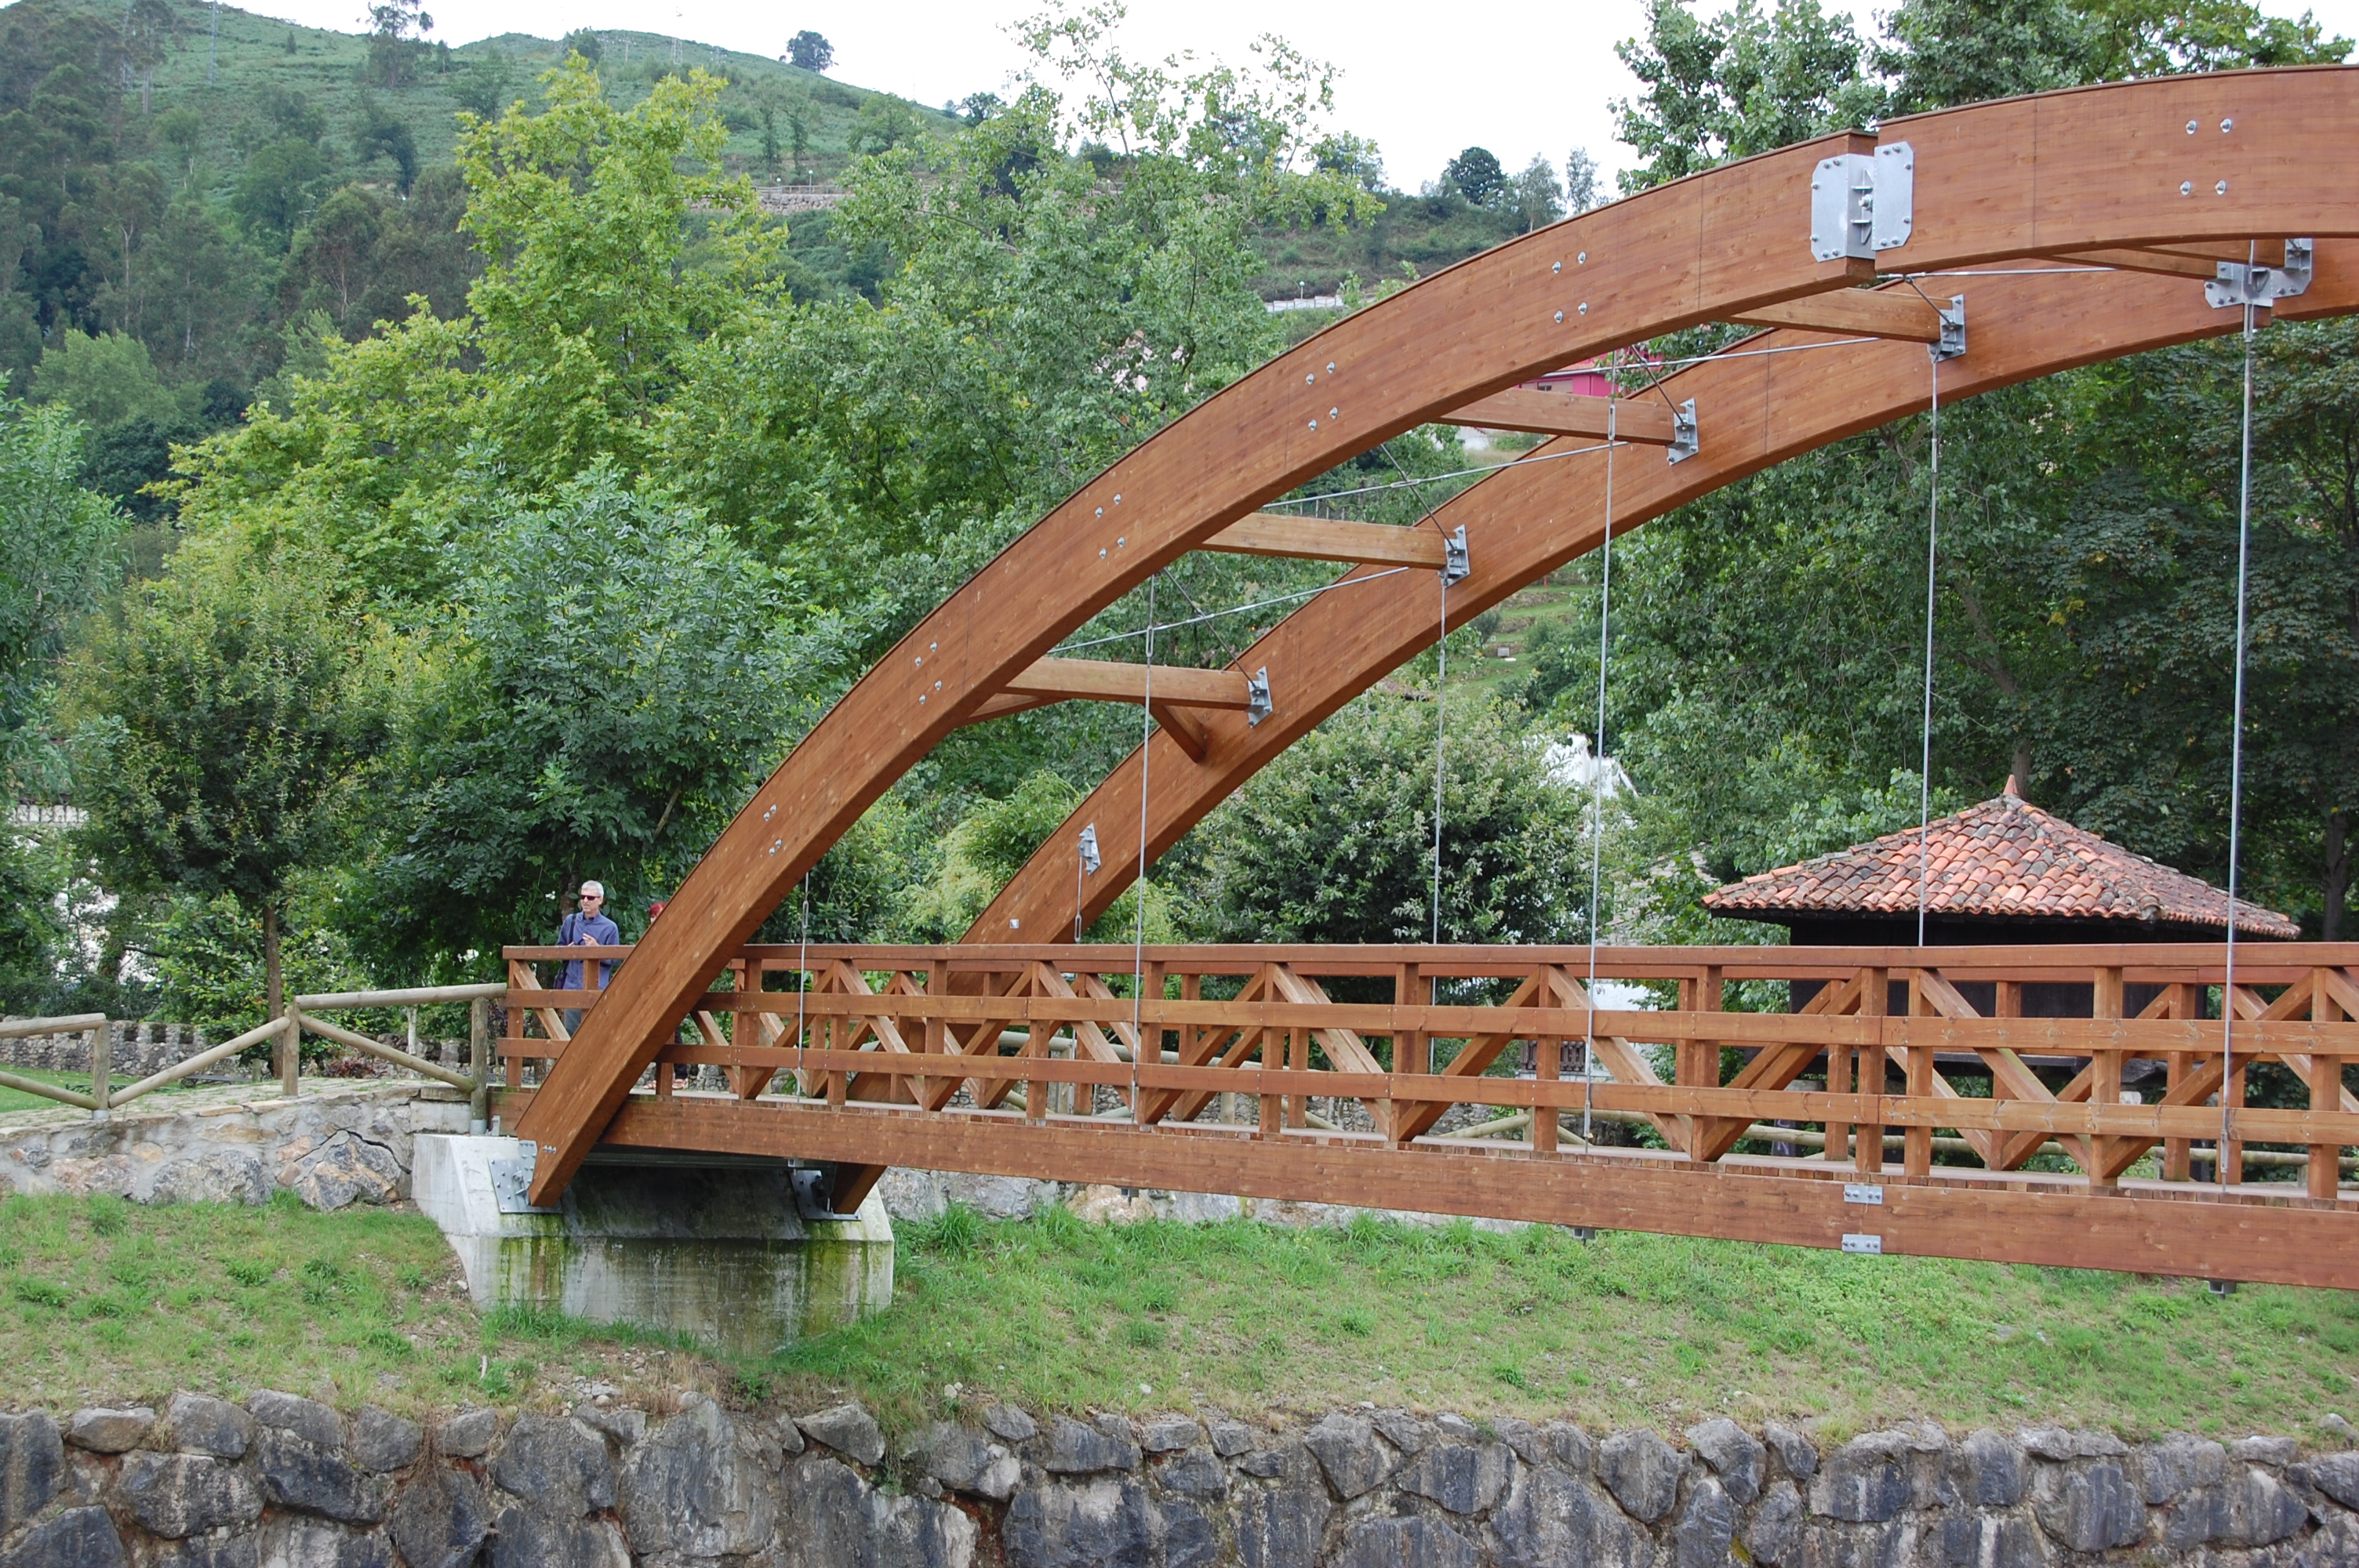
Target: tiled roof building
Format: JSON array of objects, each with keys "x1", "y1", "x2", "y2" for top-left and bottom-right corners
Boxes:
[{"x1": 1703, "y1": 780, "x2": 2298, "y2": 944}]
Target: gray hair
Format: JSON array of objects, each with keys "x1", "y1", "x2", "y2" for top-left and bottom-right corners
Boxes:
[{"x1": 579, "y1": 880, "x2": 605, "y2": 898}]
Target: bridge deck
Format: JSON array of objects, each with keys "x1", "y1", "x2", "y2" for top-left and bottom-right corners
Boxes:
[{"x1": 500, "y1": 942, "x2": 2359, "y2": 1289}]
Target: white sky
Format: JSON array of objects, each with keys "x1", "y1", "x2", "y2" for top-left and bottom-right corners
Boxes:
[{"x1": 239, "y1": 0, "x2": 2359, "y2": 191}]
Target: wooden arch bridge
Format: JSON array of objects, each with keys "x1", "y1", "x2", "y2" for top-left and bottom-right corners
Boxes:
[{"x1": 505, "y1": 69, "x2": 2359, "y2": 1290}]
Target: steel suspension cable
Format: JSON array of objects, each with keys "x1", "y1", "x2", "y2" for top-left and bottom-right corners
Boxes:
[
  {"x1": 1132, "y1": 572, "x2": 1156, "y2": 1120},
  {"x1": 2221, "y1": 263, "x2": 2259, "y2": 1189},
  {"x1": 1917, "y1": 358, "x2": 1942, "y2": 946},
  {"x1": 1583, "y1": 395, "x2": 1619, "y2": 1142},
  {"x1": 1432, "y1": 574, "x2": 1449, "y2": 945}
]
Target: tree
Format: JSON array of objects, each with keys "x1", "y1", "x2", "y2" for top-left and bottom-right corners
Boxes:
[
  {"x1": 786, "y1": 31, "x2": 834, "y2": 72},
  {"x1": 354, "y1": 100, "x2": 419, "y2": 191},
  {"x1": 31, "y1": 328, "x2": 181, "y2": 427},
  {"x1": 232, "y1": 137, "x2": 329, "y2": 243},
  {"x1": 1180, "y1": 695, "x2": 1589, "y2": 946},
  {"x1": 559, "y1": 27, "x2": 602, "y2": 64},
  {"x1": 65, "y1": 532, "x2": 389, "y2": 1022},
  {"x1": 0, "y1": 397, "x2": 123, "y2": 797},
  {"x1": 358, "y1": 467, "x2": 795, "y2": 967},
  {"x1": 449, "y1": 51, "x2": 513, "y2": 121},
  {"x1": 1508, "y1": 154, "x2": 1563, "y2": 230},
  {"x1": 1444, "y1": 146, "x2": 1505, "y2": 206},
  {"x1": 362, "y1": 0, "x2": 433, "y2": 88},
  {"x1": 1565, "y1": 147, "x2": 1600, "y2": 213}
]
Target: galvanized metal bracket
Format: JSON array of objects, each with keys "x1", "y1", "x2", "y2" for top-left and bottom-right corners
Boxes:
[
  {"x1": 489, "y1": 1143, "x2": 557, "y2": 1214},
  {"x1": 1841, "y1": 1232, "x2": 1885, "y2": 1255},
  {"x1": 1077, "y1": 822, "x2": 1100, "y2": 875},
  {"x1": 2207, "y1": 239, "x2": 2314, "y2": 308},
  {"x1": 791, "y1": 1166, "x2": 860, "y2": 1221},
  {"x1": 1245, "y1": 668, "x2": 1274, "y2": 726},
  {"x1": 1811, "y1": 142, "x2": 1914, "y2": 263},
  {"x1": 1933, "y1": 295, "x2": 1966, "y2": 361},
  {"x1": 1441, "y1": 524, "x2": 1470, "y2": 586},
  {"x1": 1666, "y1": 399, "x2": 1699, "y2": 464}
]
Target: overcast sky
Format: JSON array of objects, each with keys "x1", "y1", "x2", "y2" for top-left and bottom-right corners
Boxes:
[{"x1": 238, "y1": 0, "x2": 2359, "y2": 191}]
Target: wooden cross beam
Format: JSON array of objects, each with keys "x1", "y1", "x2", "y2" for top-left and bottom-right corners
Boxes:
[
  {"x1": 1202, "y1": 514, "x2": 1452, "y2": 567},
  {"x1": 1438, "y1": 390, "x2": 1682, "y2": 445},
  {"x1": 968, "y1": 658, "x2": 1256, "y2": 760},
  {"x1": 1723, "y1": 288, "x2": 1946, "y2": 342}
]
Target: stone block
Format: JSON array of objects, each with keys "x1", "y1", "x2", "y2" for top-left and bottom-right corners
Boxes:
[
  {"x1": 486, "y1": 1505, "x2": 631, "y2": 1568},
  {"x1": 1688, "y1": 1416, "x2": 1768, "y2": 1504},
  {"x1": 1744, "y1": 1479, "x2": 1803, "y2": 1566},
  {"x1": 2026, "y1": 1459, "x2": 2145, "y2": 1552},
  {"x1": 984, "y1": 1403, "x2": 1038, "y2": 1443},
  {"x1": 249, "y1": 1391, "x2": 344, "y2": 1452},
  {"x1": 1796, "y1": 1517, "x2": 1906, "y2": 1568},
  {"x1": 1542, "y1": 1422, "x2": 1594, "y2": 1475},
  {"x1": 1675, "y1": 1475, "x2": 1738, "y2": 1568},
  {"x1": 2306, "y1": 1449, "x2": 2359, "y2": 1510},
  {"x1": 1234, "y1": 1484, "x2": 1332, "y2": 1568},
  {"x1": 433, "y1": 1407, "x2": 496, "y2": 1459},
  {"x1": 798, "y1": 1402, "x2": 886, "y2": 1466},
  {"x1": 1207, "y1": 1417, "x2": 1259, "y2": 1458},
  {"x1": 1600, "y1": 1427, "x2": 1685, "y2": 1523},
  {"x1": 777, "y1": 1454, "x2": 976, "y2": 1568},
  {"x1": 255, "y1": 1426, "x2": 390, "y2": 1524},
  {"x1": 256, "y1": 1516, "x2": 398, "y2": 1567},
  {"x1": 2232, "y1": 1434, "x2": 2300, "y2": 1468},
  {"x1": 1003, "y1": 1477, "x2": 1164, "y2": 1568},
  {"x1": 2215, "y1": 1466, "x2": 2310, "y2": 1547},
  {"x1": 2139, "y1": 1433, "x2": 2227, "y2": 1506},
  {"x1": 386, "y1": 1465, "x2": 489, "y2": 1568},
  {"x1": 912, "y1": 1423, "x2": 1019, "y2": 1499},
  {"x1": 0, "y1": 1410, "x2": 61, "y2": 1534},
  {"x1": 67, "y1": 1406, "x2": 154, "y2": 1454},
  {"x1": 350, "y1": 1408, "x2": 420, "y2": 1473},
  {"x1": 1396, "y1": 1439, "x2": 1514, "y2": 1515},
  {"x1": 165, "y1": 1393, "x2": 254, "y2": 1459},
  {"x1": 1812, "y1": 1432, "x2": 1912, "y2": 1524},
  {"x1": 118, "y1": 1451, "x2": 264, "y2": 1537},
  {"x1": 1953, "y1": 1429, "x2": 2026, "y2": 1508},
  {"x1": 619, "y1": 1399, "x2": 779, "y2": 1560},
  {"x1": 1154, "y1": 1445, "x2": 1228, "y2": 1501},
  {"x1": 1304, "y1": 1412, "x2": 1392, "y2": 1500},
  {"x1": 1495, "y1": 1417, "x2": 1543, "y2": 1465},
  {"x1": 487, "y1": 1414, "x2": 613, "y2": 1517},
  {"x1": 1491, "y1": 1465, "x2": 1648, "y2": 1568},
  {"x1": 1141, "y1": 1415, "x2": 1204, "y2": 1454},
  {"x1": 1044, "y1": 1413, "x2": 1140, "y2": 1474},
  {"x1": 2018, "y1": 1428, "x2": 2125, "y2": 1461},
  {"x1": 1928, "y1": 1512, "x2": 2052, "y2": 1568},
  {"x1": 1765, "y1": 1423, "x2": 1818, "y2": 1479},
  {"x1": 0, "y1": 1504, "x2": 126, "y2": 1568},
  {"x1": 1336, "y1": 1515, "x2": 1483, "y2": 1568}
]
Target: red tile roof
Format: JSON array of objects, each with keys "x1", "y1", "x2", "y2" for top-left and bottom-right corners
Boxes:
[{"x1": 1702, "y1": 783, "x2": 2299, "y2": 938}]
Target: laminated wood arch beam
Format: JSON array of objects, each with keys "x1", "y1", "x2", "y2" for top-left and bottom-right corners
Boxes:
[{"x1": 520, "y1": 69, "x2": 2359, "y2": 1203}]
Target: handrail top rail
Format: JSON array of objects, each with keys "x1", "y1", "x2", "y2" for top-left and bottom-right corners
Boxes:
[{"x1": 0, "y1": 1013, "x2": 107, "y2": 1040}]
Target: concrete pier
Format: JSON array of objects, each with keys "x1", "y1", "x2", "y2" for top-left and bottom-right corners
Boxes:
[{"x1": 413, "y1": 1134, "x2": 893, "y2": 1354}]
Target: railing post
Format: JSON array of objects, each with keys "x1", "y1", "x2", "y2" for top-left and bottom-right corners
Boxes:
[
  {"x1": 1532, "y1": 1029, "x2": 1559, "y2": 1155},
  {"x1": 2163, "y1": 982, "x2": 2198, "y2": 1180},
  {"x1": 2088, "y1": 967, "x2": 2124, "y2": 1190},
  {"x1": 468, "y1": 996, "x2": 491, "y2": 1133},
  {"x1": 2308, "y1": 967, "x2": 2343, "y2": 1202},
  {"x1": 1856, "y1": 968, "x2": 1888, "y2": 1174},
  {"x1": 1904, "y1": 974, "x2": 1933, "y2": 1178},
  {"x1": 88, "y1": 1019, "x2": 111, "y2": 1121},
  {"x1": 278, "y1": 1007, "x2": 301, "y2": 1096}
]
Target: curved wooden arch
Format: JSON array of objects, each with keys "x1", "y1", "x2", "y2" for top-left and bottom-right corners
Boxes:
[{"x1": 521, "y1": 67, "x2": 2359, "y2": 1202}]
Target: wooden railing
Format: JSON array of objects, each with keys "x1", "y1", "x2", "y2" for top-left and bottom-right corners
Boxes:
[
  {"x1": 1, "y1": 985, "x2": 504, "y2": 1123},
  {"x1": 499, "y1": 942, "x2": 2359, "y2": 1203}
]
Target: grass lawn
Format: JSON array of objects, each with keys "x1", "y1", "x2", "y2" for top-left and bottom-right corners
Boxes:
[{"x1": 9, "y1": 1189, "x2": 2354, "y2": 1443}]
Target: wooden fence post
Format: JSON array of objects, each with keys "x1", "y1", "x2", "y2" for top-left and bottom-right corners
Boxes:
[
  {"x1": 278, "y1": 1007, "x2": 300, "y2": 1096},
  {"x1": 89, "y1": 1020, "x2": 110, "y2": 1120},
  {"x1": 468, "y1": 996, "x2": 491, "y2": 1131}
]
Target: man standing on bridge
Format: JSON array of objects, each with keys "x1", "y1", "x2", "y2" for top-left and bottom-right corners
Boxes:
[{"x1": 558, "y1": 880, "x2": 620, "y2": 1031}]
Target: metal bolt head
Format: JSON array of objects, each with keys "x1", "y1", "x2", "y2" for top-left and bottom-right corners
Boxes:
[
  {"x1": 1577, "y1": 251, "x2": 1587, "y2": 264},
  {"x1": 2181, "y1": 180, "x2": 2194, "y2": 196},
  {"x1": 1327, "y1": 361, "x2": 1336, "y2": 373},
  {"x1": 1579, "y1": 302, "x2": 1589, "y2": 314},
  {"x1": 1552, "y1": 261, "x2": 1561, "y2": 273},
  {"x1": 1329, "y1": 407, "x2": 1339, "y2": 419},
  {"x1": 1305, "y1": 372, "x2": 1314, "y2": 383},
  {"x1": 1554, "y1": 310, "x2": 1564, "y2": 323},
  {"x1": 2217, "y1": 179, "x2": 2229, "y2": 195},
  {"x1": 2222, "y1": 118, "x2": 2234, "y2": 132},
  {"x1": 2186, "y1": 119, "x2": 2199, "y2": 133}
]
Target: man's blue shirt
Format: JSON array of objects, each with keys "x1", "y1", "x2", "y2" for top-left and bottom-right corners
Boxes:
[{"x1": 558, "y1": 909, "x2": 621, "y2": 991}]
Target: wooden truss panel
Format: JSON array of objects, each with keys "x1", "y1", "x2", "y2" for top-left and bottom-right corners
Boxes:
[{"x1": 519, "y1": 70, "x2": 2359, "y2": 1204}]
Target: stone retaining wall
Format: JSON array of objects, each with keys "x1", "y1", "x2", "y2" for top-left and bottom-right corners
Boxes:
[
  {"x1": 3, "y1": 1388, "x2": 2355, "y2": 1566},
  {"x1": 0, "y1": 1082, "x2": 472, "y2": 1209}
]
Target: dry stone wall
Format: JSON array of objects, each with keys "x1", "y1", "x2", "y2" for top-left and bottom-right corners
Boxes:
[{"x1": 5, "y1": 1389, "x2": 2358, "y2": 1566}]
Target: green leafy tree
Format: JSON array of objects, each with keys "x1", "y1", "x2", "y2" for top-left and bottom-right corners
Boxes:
[
  {"x1": 65, "y1": 533, "x2": 391, "y2": 1019},
  {"x1": 1445, "y1": 146, "x2": 1506, "y2": 205},
  {"x1": 559, "y1": 28, "x2": 602, "y2": 64},
  {"x1": 1180, "y1": 695, "x2": 1589, "y2": 945},
  {"x1": 0, "y1": 397, "x2": 124, "y2": 796},
  {"x1": 358, "y1": 467, "x2": 796, "y2": 968},
  {"x1": 786, "y1": 31, "x2": 834, "y2": 72},
  {"x1": 232, "y1": 138, "x2": 329, "y2": 243}
]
